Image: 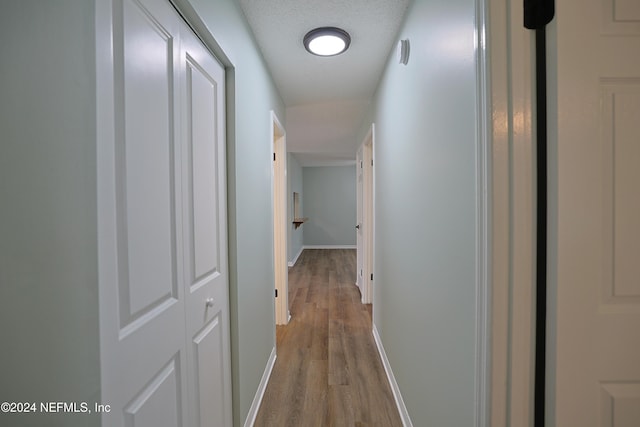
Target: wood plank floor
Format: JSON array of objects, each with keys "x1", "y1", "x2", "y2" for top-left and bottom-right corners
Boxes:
[{"x1": 254, "y1": 249, "x2": 403, "y2": 427}]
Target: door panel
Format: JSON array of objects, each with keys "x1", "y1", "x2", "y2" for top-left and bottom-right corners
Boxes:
[
  {"x1": 123, "y1": 356, "x2": 182, "y2": 427},
  {"x1": 600, "y1": 382, "x2": 640, "y2": 427},
  {"x1": 602, "y1": 82, "x2": 640, "y2": 304},
  {"x1": 192, "y1": 315, "x2": 226, "y2": 427},
  {"x1": 99, "y1": 1, "x2": 230, "y2": 426},
  {"x1": 554, "y1": 0, "x2": 640, "y2": 425},
  {"x1": 105, "y1": 1, "x2": 188, "y2": 423},
  {"x1": 119, "y1": 0, "x2": 178, "y2": 330},
  {"x1": 180, "y1": 22, "x2": 232, "y2": 427},
  {"x1": 187, "y1": 59, "x2": 220, "y2": 283}
]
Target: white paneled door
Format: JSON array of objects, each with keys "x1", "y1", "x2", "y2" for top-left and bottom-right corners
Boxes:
[
  {"x1": 180, "y1": 20, "x2": 231, "y2": 427},
  {"x1": 553, "y1": 0, "x2": 640, "y2": 425},
  {"x1": 356, "y1": 147, "x2": 364, "y2": 296},
  {"x1": 356, "y1": 130, "x2": 374, "y2": 305},
  {"x1": 98, "y1": 0, "x2": 231, "y2": 426}
]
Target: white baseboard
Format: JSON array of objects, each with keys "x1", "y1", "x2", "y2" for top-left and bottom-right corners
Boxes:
[
  {"x1": 288, "y1": 246, "x2": 356, "y2": 266},
  {"x1": 244, "y1": 346, "x2": 277, "y2": 427},
  {"x1": 303, "y1": 245, "x2": 356, "y2": 249},
  {"x1": 288, "y1": 246, "x2": 304, "y2": 267},
  {"x1": 372, "y1": 324, "x2": 413, "y2": 427}
]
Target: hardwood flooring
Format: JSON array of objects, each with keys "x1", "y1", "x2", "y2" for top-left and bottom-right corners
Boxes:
[{"x1": 254, "y1": 249, "x2": 403, "y2": 427}]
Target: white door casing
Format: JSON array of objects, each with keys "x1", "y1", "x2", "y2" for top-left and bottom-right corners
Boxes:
[
  {"x1": 356, "y1": 125, "x2": 375, "y2": 305},
  {"x1": 97, "y1": 0, "x2": 231, "y2": 425},
  {"x1": 551, "y1": 0, "x2": 640, "y2": 425},
  {"x1": 356, "y1": 146, "x2": 364, "y2": 295},
  {"x1": 488, "y1": 0, "x2": 536, "y2": 424},
  {"x1": 363, "y1": 127, "x2": 374, "y2": 306},
  {"x1": 272, "y1": 112, "x2": 288, "y2": 325}
]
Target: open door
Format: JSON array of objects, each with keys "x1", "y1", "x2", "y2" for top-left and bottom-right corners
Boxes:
[
  {"x1": 356, "y1": 146, "x2": 364, "y2": 293},
  {"x1": 272, "y1": 111, "x2": 288, "y2": 325},
  {"x1": 356, "y1": 124, "x2": 375, "y2": 305}
]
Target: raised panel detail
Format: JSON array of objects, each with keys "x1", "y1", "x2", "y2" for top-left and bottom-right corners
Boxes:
[
  {"x1": 614, "y1": 0, "x2": 640, "y2": 21},
  {"x1": 600, "y1": 382, "x2": 640, "y2": 427},
  {"x1": 186, "y1": 57, "x2": 220, "y2": 286},
  {"x1": 192, "y1": 314, "x2": 225, "y2": 427},
  {"x1": 101, "y1": 2, "x2": 230, "y2": 426},
  {"x1": 603, "y1": 0, "x2": 640, "y2": 34},
  {"x1": 124, "y1": 355, "x2": 183, "y2": 427},
  {"x1": 117, "y1": 0, "x2": 178, "y2": 333},
  {"x1": 601, "y1": 81, "x2": 640, "y2": 307}
]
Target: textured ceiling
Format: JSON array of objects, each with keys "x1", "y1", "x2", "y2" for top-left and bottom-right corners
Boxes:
[{"x1": 238, "y1": 0, "x2": 410, "y2": 165}]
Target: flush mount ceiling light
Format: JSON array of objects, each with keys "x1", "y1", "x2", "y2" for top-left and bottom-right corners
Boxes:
[{"x1": 303, "y1": 27, "x2": 351, "y2": 56}]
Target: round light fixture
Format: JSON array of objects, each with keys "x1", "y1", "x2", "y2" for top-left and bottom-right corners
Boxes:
[{"x1": 303, "y1": 27, "x2": 351, "y2": 56}]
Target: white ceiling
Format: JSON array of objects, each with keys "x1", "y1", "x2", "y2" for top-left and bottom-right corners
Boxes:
[{"x1": 238, "y1": 0, "x2": 410, "y2": 166}]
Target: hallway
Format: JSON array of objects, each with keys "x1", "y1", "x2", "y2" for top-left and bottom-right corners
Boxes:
[
  {"x1": 254, "y1": 249, "x2": 402, "y2": 426},
  {"x1": 1, "y1": 1, "x2": 488, "y2": 425}
]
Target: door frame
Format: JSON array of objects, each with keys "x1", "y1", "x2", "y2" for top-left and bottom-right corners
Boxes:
[
  {"x1": 358, "y1": 124, "x2": 375, "y2": 305},
  {"x1": 271, "y1": 111, "x2": 288, "y2": 325},
  {"x1": 487, "y1": 0, "x2": 537, "y2": 425},
  {"x1": 356, "y1": 145, "x2": 364, "y2": 293},
  {"x1": 472, "y1": 0, "x2": 494, "y2": 425}
]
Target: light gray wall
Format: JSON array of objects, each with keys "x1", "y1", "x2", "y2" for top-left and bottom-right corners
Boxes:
[
  {"x1": 302, "y1": 166, "x2": 356, "y2": 246},
  {"x1": 186, "y1": 1, "x2": 285, "y2": 424},
  {"x1": 0, "y1": 2, "x2": 100, "y2": 426},
  {"x1": 361, "y1": 0, "x2": 480, "y2": 425},
  {"x1": 287, "y1": 153, "x2": 304, "y2": 264}
]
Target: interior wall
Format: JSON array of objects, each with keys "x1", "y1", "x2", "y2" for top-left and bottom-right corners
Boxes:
[
  {"x1": 184, "y1": 1, "x2": 286, "y2": 425},
  {"x1": 0, "y1": 2, "x2": 100, "y2": 427},
  {"x1": 302, "y1": 165, "x2": 357, "y2": 247},
  {"x1": 287, "y1": 153, "x2": 304, "y2": 264},
  {"x1": 361, "y1": 0, "x2": 481, "y2": 424}
]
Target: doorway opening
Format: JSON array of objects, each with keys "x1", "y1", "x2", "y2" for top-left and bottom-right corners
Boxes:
[
  {"x1": 272, "y1": 111, "x2": 289, "y2": 325},
  {"x1": 356, "y1": 124, "x2": 375, "y2": 305}
]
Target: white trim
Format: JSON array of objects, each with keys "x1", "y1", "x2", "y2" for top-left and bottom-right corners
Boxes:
[
  {"x1": 372, "y1": 325, "x2": 413, "y2": 427},
  {"x1": 271, "y1": 111, "x2": 288, "y2": 326},
  {"x1": 474, "y1": 0, "x2": 491, "y2": 426},
  {"x1": 356, "y1": 123, "x2": 375, "y2": 304},
  {"x1": 170, "y1": 0, "x2": 234, "y2": 67},
  {"x1": 487, "y1": 0, "x2": 535, "y2": 425},
  {"x1": 243, "y1": 346, "x2": 277, "y2": 427},
  {"x1": 360, "y1": 124, "x2": 375, "y2": 305},
  {"x1": 288, "y1": 246, "x2": 304, "y2": 267},
  {"x1": 371, "y1": 123, "x2": 376, "y2": 316},
  {"x1": 288, "y1": 245, "x2": 355, "y2": 265},
  {"x1": 356, "y1": 145, "x2": 364, "y2": 292},
  {"x1": 303, "y1": 245, "x2": 356, "y2": 250}
]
